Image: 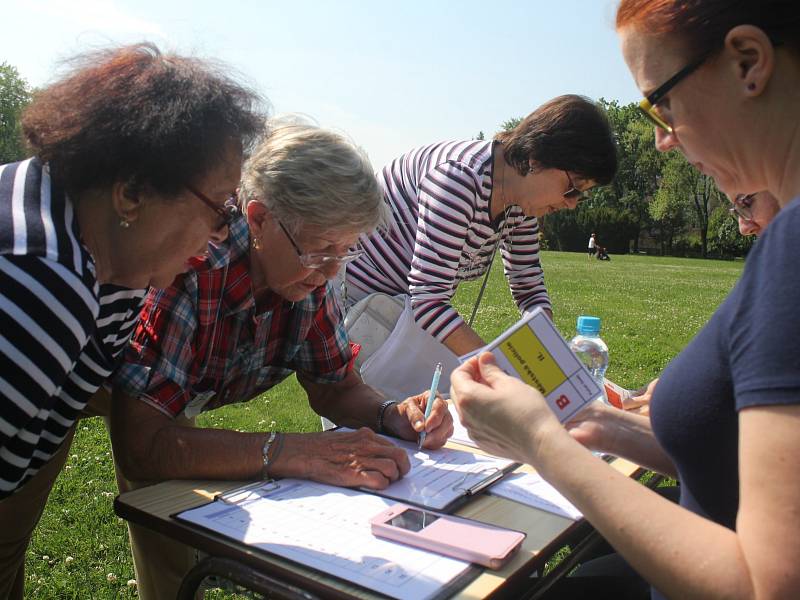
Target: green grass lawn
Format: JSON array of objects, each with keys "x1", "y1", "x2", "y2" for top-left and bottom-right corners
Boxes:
[{"x1": 26, "y1": 251, "x2": 744, "y2": 598}]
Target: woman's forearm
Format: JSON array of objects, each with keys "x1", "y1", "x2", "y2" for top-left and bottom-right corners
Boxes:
[
  {"x1": 132, "y1": 424, "x2": 268, "y2": 481},
  {"x1": 442, "y1": 322, "x2": 486, "y2": 356},
  {"x1": 534, "y1": 433, "x2": 754, "y2": 600},
  {"x1": 600, "y1": 409, "x2": 677, "y2": 477},
  {"x1": 302, "y1": 371, "x2": 387, "y2": 431}
]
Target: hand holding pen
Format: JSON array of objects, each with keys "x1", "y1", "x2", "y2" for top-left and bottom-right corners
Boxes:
[{"x1": 418, "y1": 362, "x2": 443, "y2": 450}]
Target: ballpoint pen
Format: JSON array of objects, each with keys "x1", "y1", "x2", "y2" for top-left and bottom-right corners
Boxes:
[{"x1": 418, "y1": 362, "x2": 443, "y2": 450}]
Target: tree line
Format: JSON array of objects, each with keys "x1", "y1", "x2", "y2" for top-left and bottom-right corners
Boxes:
[
  {"x1": 502, "y1": 100, "x2": 752, "y2": 259},
  {"x1": 1, "y1": 63, "x2": 750, "y2": 258}
]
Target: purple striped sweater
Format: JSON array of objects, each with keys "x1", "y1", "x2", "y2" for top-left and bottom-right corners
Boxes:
[{"x1": 346, "y1": 140, "x2": 551, "y2": 341}]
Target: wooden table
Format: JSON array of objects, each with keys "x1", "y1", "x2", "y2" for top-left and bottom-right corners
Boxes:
[{"x1": 115, "y1": 454, "x2": 646, "y2": 599}]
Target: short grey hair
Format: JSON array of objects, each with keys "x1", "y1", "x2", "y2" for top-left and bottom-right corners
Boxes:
[{"x1": 239, "y1": 118, "x2": 389, "y2": 234}]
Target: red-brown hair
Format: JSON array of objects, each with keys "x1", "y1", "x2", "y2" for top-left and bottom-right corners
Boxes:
[
  {"x1": 616, "y1": 0, "x2": 799, "y2": 59},
  {"x1": 22, "y1": 43, "x2": 265, "y2": 197}
]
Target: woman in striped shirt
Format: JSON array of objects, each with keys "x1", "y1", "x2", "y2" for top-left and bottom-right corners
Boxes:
[
  {"x1": 0, "y1": 44, "x2": 263, "y2": 598},
  {"x1": 345, "y1": 95, "x2": 617, "y2": 357}
]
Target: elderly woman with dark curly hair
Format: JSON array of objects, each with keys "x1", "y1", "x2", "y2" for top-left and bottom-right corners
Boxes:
[{"x1": 0, "y1": 43, "x2": 264, "y2": 598}]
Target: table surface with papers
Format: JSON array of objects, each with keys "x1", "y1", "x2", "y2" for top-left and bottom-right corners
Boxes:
[{"x1": 114, "y1": 440, "x2": 646, "y2": 600}]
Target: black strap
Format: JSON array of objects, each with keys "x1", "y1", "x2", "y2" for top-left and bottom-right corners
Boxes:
[{"x1": 468, "y1": 207, "x2": 510, "y2": 328}]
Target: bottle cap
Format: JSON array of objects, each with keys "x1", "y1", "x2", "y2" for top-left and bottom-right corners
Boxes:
[{"x1": 576, "y1": 315, "x2": 601, "y2": 335}]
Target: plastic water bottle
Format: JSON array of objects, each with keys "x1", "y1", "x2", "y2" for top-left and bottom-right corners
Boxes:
[{"x1": 568, "y1": 315, "x2": 609, "y2": 404}]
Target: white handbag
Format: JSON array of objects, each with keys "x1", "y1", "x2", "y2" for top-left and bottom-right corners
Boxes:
[
  {"x1": 345, "y1": 293, "x2": 461, "y2": 401},
  {"x1": 342, "y1": 235, "x2": 501, "y2": 402}
]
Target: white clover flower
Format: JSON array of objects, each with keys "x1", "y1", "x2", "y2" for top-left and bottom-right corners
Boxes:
[
  {"x1": 107, "y1": 573, "x2": 118, "y2": 583},
  {"x1": 65, "y1": 556, "x2": 74, "y2": 565},
  {"x1": 127, "y1": 579, "x2": 137, "y2": 588}
]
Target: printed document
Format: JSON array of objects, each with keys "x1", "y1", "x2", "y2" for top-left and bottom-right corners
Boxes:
[
  {"x1": 178, "y1": 480, "x2": 474, "y2": 600},
  {"x1": 488, "y1": 472, "x2": 583, "y2": 520},
  {"x1": 461, "y1": 308, "x2": 603, "y2": 423},
  {"x1": 339, "y1": 428, "x2": 516, "y2": 510}
]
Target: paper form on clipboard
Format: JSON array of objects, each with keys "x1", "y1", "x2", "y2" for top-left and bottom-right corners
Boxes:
[
  {"x1": 175, "y1": 479, "x2": 478, "y2": 600},
  {"x1": 337, "y1": 428, "x2": 518, "y2": 512}
]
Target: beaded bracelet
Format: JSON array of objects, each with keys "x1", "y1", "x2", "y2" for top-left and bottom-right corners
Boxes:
[
  {"x1": 376, "y1": 399, "x2": 398, "y2": 434},
  {"x1": 261, "y1": 431, "x2": 278, "y2": 479}
]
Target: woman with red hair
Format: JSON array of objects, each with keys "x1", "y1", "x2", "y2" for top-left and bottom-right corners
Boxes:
[
  {"x1": 452, "y1": 1, "x2": 800, "y2": 598},
  {"x1": 0, "y1": 43, "x2": 264, "y2": 598}
]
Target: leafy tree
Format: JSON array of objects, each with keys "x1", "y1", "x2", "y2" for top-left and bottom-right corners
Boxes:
[
  {"x1": 654, "y1": 152, "x2": 722, "y2": 257},
  {"x1": 650, "y1": 154, "x2": 690, "y2": 254},
  {"x1": 499, "y1": 117, "x2": 521, "y2": 132},
  {"x1": 600, "y1": 99, "x2": 666, "y2": 252},
  {"x1": 475, "y1": 130, "x2": 485, "y2": 140},
  {"x1": 707, "y1": 205, "x2": 753, "y2": 258},
  {"x1": 0, "y1": 62, "x2": 31, "y2": 163}
]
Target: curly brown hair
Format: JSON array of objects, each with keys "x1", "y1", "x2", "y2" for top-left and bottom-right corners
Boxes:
[{"x1": 22, "y1": 43, "x2": 266, "y2": 197}]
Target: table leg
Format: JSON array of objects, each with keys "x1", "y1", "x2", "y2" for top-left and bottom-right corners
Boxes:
[{"x1": 177, "y1": 556, "x2": 321, "y2": 600}]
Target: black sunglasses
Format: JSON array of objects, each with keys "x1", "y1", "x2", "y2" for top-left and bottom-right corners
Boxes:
[
  {"x1": 638, "y1": 53, "x2": 710, "y2": 133},
  {"x1": 185, "y1": 184, "x2": 239, "y2": 231}
]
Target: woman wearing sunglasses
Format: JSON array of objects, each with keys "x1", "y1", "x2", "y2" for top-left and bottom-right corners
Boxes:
[
  {"x1": 0, "y1": 43, "x2": 263, "y2": 598},
  {"x1": 108, "y1": 121, "x2": 454, "y2": 598},
  {"x1": 342, "y1": 95, "x2": 616, "y2": 397},
  {"x1": 451, "y1": 1, "x2": 800, "y2": 598}
]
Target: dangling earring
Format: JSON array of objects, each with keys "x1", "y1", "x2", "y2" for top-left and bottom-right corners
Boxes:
[
  {"x1": 252, "y1": 236, "x2": 262, "y2": 251},
  {"x1": 119, "y1": 219, "x2": 131, "y2": 229}
]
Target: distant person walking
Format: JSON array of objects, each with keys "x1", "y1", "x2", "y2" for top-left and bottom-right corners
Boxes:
[{"x1": 587, "y1": 233, "x2": 597, "y2": 258}]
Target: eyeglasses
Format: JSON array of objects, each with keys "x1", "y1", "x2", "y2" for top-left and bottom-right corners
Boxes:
[
  {"x1": 185, "y1": 184, "x2": 239, "y2": 231},
  {"x1": 276, "y1": 219, "x2": 365, "y2": 269},
  {"x1": 638, "y1": 53, "x2": 709, "y2": 134},
  {"x1": 563, "y1": 171, "x2": 590, "y2": 202},
  {"x1": 729, "y1": 193, "x2": 756, "y2": 222}
]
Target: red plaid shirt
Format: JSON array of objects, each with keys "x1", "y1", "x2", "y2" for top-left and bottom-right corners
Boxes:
[{"x1": 113, "y1": 214, "x2": 352, "y2": 418}]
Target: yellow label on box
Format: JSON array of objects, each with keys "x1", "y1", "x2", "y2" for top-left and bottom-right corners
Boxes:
[{"x1": 498, "y1": 326, "x2": 567, "y2": 394}]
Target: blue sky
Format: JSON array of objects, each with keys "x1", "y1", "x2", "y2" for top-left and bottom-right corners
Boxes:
[{"x1": 2, "y1": 0, "x2": 641, "y2": 170}]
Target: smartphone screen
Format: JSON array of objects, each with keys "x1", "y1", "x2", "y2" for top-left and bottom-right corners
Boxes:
[{"x1": 388, "y1": 508, "x2": 440, "y2": 532}]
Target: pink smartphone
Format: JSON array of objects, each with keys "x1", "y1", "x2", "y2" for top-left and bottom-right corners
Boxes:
[{"x1": 370, "y1": 503, "x2": 526, "y2": 569}]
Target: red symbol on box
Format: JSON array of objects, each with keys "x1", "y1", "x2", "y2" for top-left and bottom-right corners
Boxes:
[{"x1": 555, "y1": 395, "x2": 570, "y2": 410}]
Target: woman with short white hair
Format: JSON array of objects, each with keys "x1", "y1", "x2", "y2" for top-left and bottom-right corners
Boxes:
[{"x1": 109, "y1": 120, "x2": 453, "y2": 598}]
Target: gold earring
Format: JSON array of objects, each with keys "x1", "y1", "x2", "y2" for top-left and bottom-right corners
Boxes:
[
  {"x1": 252, "y1": 236, "x2": 262, "y2": 251},
  {"x1": 119, "y1": 219, "x2": 131, "y2": 229}
]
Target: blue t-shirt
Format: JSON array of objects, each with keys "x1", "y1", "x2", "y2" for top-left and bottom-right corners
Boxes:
[
  {"x1": 650, "y1": 198, "x2": 800, "y2": 599},
  {"x1": 650, "y1": 195, "x2": 800, "y2": 593}
]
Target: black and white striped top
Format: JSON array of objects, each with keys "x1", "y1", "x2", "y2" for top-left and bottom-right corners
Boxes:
[
  {"x1": 346, "y1": 140, "x2": 551, "y2": 341},
  {"x1": 0, "y1": 158, "x2": 146, "y2": 498}
]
